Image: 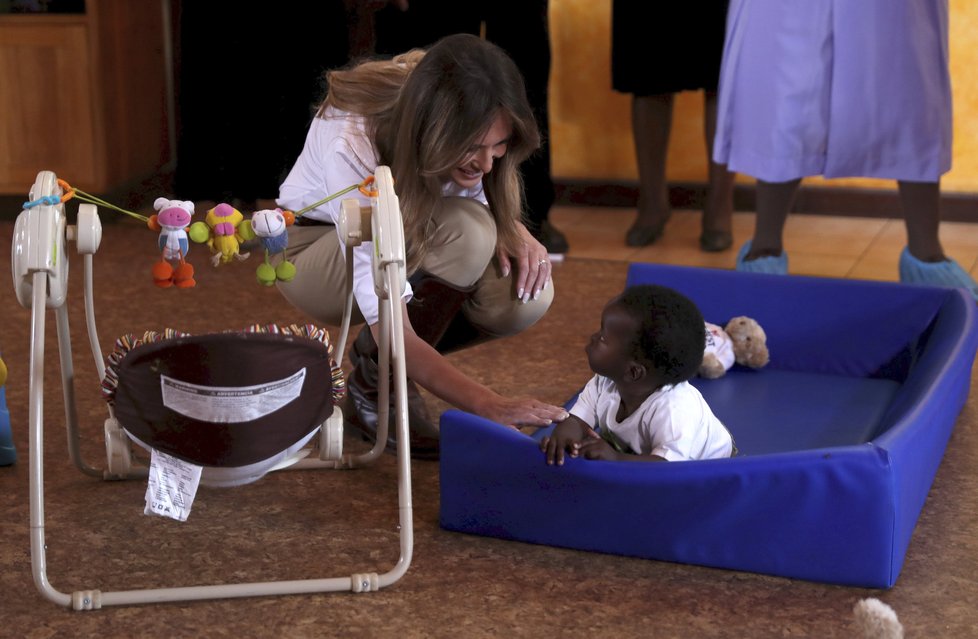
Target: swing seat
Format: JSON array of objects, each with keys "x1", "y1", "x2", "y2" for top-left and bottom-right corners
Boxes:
[
  {"x1": 101, "y1": 326, "x2": 345, "y2": 487},
  {"x1": 440, "y1": 263, "x2": 978, "y2": 588}
]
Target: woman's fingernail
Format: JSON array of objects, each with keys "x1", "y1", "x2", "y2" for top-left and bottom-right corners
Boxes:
[
  {"x1": 522, "y1": 291, "x2": 531, "y2": 303},
  {"x1": 533, "y1": 288, "x2": 541, "y2": 300},
  {"x1": 517, "y1": 287, "x2": 524, "y2": 299}
]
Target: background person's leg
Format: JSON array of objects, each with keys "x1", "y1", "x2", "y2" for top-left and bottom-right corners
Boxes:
[
  {"x1": 627, "y1": 93, "x2": 675, "y2": 247},
  {"x1": 701, "y1": 90, "x2": 735, "y2": 252}
]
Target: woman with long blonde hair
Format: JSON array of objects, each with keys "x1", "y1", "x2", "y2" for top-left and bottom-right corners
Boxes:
[{"x1": 277, "y1": 34, "x2": 565, "y2": 459}]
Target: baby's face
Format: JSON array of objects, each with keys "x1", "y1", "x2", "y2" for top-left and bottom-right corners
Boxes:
[{"x1": 585, "y1": 301, "x2": 640, "y2": 380}]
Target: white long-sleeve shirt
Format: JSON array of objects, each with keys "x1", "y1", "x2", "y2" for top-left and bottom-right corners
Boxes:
[{"x1": 277, "y1": 107, "x2": 487, "y2": 324}]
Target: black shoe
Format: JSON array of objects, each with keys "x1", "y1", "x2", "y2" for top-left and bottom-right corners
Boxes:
[
  {"x1": 344, "y1": 376, "x2": 440, "y2": 461},
  {"x1": 531, "y1": 220, "x2": 569, "y2": 254},
  {"x1": 699, "y1": 230, "x2": 733, "y2": 252},
  {"x1": 345, "y1": 328, "x2": 440, "y2": 460},
  {"x1": 625, "y1": 213, "x2": 671, "y2": 247}
]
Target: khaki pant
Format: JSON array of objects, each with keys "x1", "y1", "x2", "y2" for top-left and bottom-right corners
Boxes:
[{"x1": 276, "y1": 197, "x2": 554, "y2": 338}]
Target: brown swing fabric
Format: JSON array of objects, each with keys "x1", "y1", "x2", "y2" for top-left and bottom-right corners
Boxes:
[{"x1": 102, "y1": 325, "x2": 345, "y2": 467}]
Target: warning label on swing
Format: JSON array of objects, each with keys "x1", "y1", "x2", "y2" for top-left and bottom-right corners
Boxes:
[{"x1": 160, "y1": 369, "x2": 306, "y2": 423}]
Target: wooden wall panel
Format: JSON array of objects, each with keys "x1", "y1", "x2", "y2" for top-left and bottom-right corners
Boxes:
[{"x1": 0, "y1": 19, "x2": 97, "y2": 192}]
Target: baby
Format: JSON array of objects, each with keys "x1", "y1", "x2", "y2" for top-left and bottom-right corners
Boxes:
[{"x1": 541, "y1": 284, "x2": 734, "y2": 465}]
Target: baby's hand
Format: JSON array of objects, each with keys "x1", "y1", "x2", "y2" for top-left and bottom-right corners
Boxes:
[
  {"x1": 576, "y1": 436, "x2": 620, "y2": 461},
  {"x1": 540, "y1": 416, "x2": 591, "y2": 466},
  {"x1": 540, "y1": 434, "x2": 572, "y2": 466}
]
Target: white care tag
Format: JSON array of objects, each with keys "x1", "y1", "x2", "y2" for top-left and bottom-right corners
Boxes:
[
  {"x1": 160, "y1": 368, "x2": 306, "y2": 423},
  {"x1": 144, "y1": 449, "x2": 203, "y2": 521}
]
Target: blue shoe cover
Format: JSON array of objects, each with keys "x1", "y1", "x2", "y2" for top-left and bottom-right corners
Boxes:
[
  {"x1": 0, "y1": 388, "x2": 15, "y2": 467},
  {"x1": 899, "y1": 247, "x2": 978, "y2": 301},
  {"x1": 735, "y1": 240, "x2": 788, "y2": 275}
]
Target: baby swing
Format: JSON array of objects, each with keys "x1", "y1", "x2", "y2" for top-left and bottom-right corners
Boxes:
[{"x1": 12, "y1": 167, "x2": 414, "y2": 610}]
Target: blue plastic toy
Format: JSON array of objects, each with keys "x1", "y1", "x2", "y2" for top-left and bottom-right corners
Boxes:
[{"x1": 0, "y1": 355, "x2": 14, "y2": 466}]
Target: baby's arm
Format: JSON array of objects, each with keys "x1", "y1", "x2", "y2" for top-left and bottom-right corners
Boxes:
[
  {"x1": 540, "y1": 415, "x2": 594, "y2": 466},
  {"x1": 576, "y1": 437, "x2": 666, "y2": 462}
]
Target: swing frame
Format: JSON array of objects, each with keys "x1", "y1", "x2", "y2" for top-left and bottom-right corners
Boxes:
[{"x1": 13, "y1": 167, "x2": 414, "y2": 609}]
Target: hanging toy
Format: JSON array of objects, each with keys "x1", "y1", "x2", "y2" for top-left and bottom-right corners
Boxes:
[
  {"x1": 148, "y1": 198, "x2": 196, "y2": 288},
  {"x1": 189, "y1": 202, "x2": 256, "y2": 266},
  {"x1": 250, "y1": 208, "x2": 297, "y2": 286}
]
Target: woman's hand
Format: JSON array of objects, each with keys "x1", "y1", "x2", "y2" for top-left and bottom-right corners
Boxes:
[
  {"x1": 478, "y1": 393, "x2": 569, "y2": 431},
  {"x1": 496, "y1": 223, "x2": 551, "y2": 304}
]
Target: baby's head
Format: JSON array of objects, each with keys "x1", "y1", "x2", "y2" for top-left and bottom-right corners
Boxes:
[{"x1": 587, "y1": 285, "x2": 705, "y2": 386}]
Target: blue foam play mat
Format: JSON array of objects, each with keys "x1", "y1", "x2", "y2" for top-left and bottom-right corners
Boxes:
[{"x1": 439, "y1": 263, "x2": 978, "y2": 588}]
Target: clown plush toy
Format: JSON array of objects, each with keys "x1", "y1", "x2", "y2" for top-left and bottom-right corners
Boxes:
[
  {"x1": 250, "y1": 208, "x2": 296, "y2": 286},
  {"x1": 149, "y1": 197, "x2": 196, "y2": 288},
  {"x1": 189, "y1": 203, "x2": 256, "y2": 266}
]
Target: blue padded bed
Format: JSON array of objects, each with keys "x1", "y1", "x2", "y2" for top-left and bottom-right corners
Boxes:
[{"x1": 439, "y1": 263, "x2": 978, "y2": 588}]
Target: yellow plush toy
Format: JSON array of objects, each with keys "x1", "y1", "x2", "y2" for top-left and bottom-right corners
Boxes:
[{"x1": 189, "y1": 203, "x2": 256, "y2": 266}]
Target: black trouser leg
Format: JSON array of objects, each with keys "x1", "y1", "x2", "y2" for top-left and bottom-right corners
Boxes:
[{"x1": 343, "y1": 273, "x2": 477, "y2": 460}]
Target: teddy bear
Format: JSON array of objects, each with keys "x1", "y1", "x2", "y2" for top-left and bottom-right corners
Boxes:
[{"x1": 699, "y1": 316, "x2": 769, "y2": 379}]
